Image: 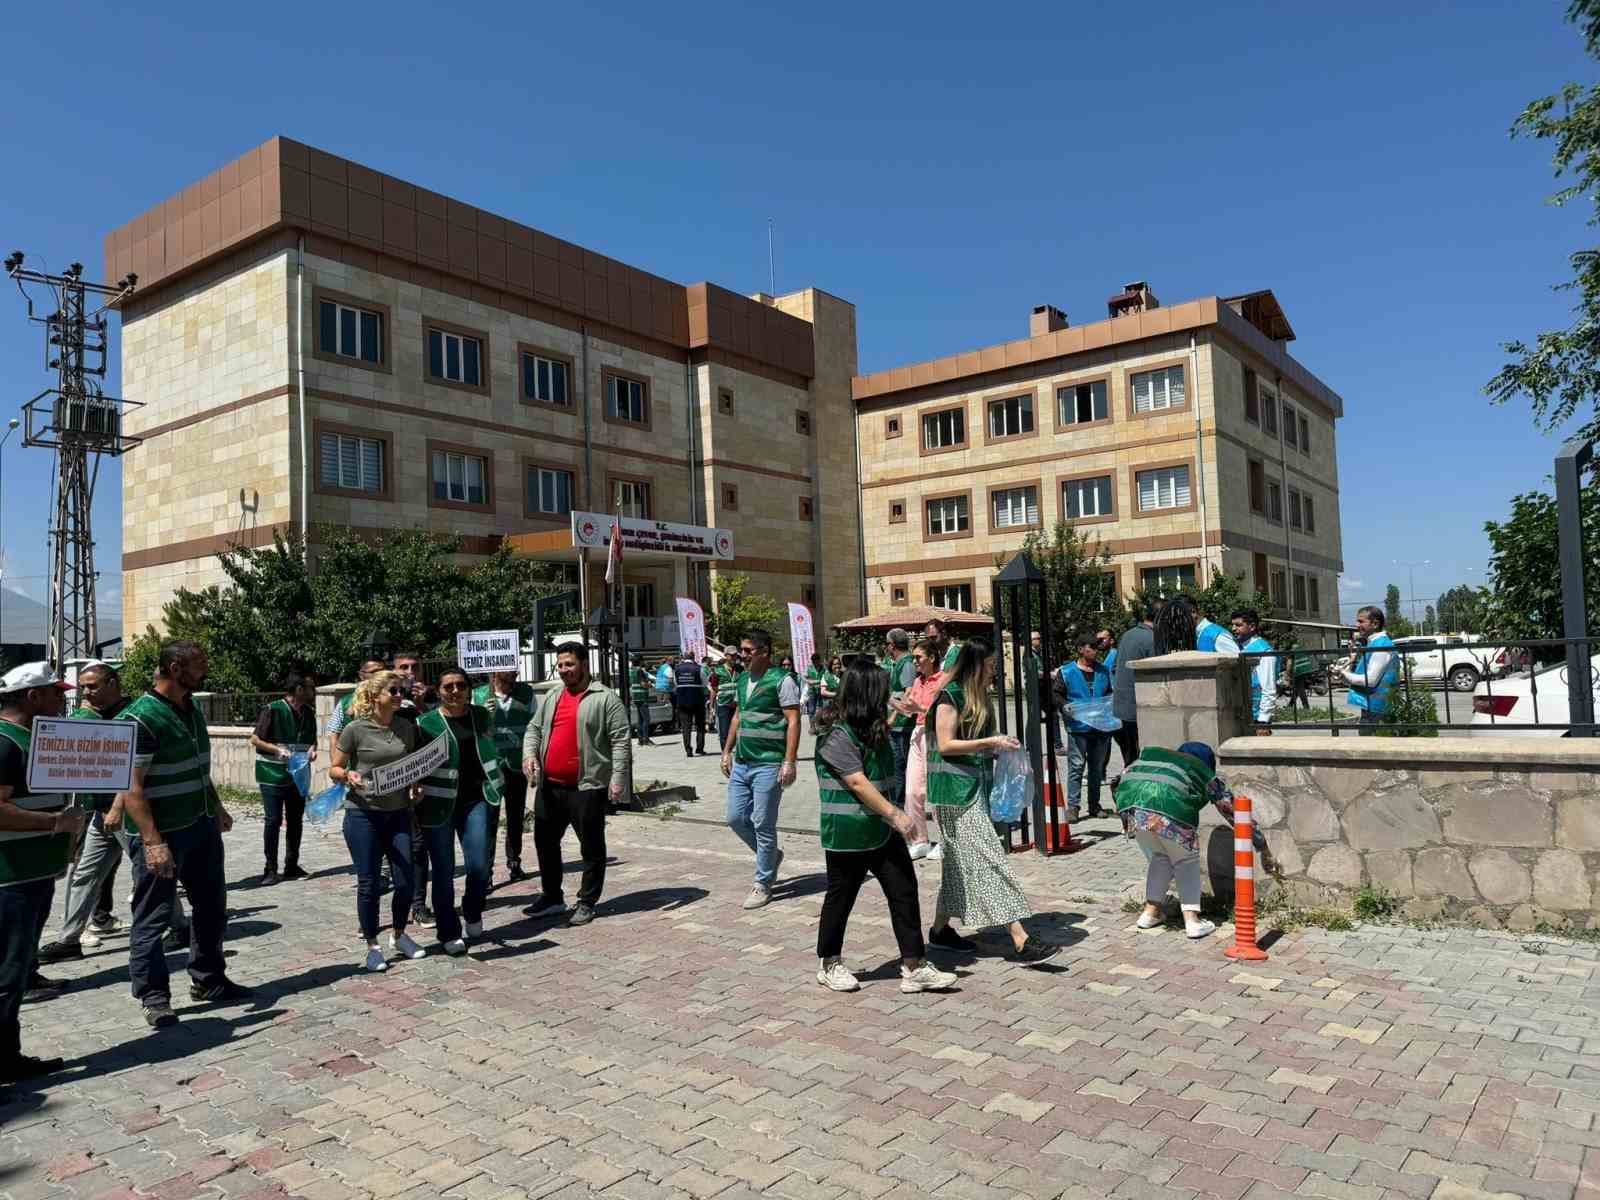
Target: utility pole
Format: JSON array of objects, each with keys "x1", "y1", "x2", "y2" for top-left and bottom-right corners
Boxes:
[
  {"x1": 4, "y1": 253, "x2": 140, "y2": 670},
  {"x1": 1393, "y1": 557, "x2": 1429, "y2": 632}
]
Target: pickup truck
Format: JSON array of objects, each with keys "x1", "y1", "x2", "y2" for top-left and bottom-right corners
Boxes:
[{"x1": 1391, "y1": 636, "x2": 1511, "y2": 693}]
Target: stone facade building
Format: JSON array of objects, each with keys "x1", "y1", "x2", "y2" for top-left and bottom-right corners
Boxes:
[{"x1": 852, "y1": 285, "x2": 1344, "y2": 620}]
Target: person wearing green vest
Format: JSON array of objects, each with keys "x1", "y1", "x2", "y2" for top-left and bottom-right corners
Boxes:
[
  {"x1": 813, "y1": 659, "x2": 957, "y2": 995},
  {"x1": 721, "y1": 629, "x2": 801, "y2": 910},
  {"x1": 122, "y1": 641, "x2": 248, "y2": 1029},
  {"x1": 0, "y1": 662, "x2": 83, "y2": 1083},
  {"x1": 473, "y1": 670, "x2": 536, "y2": 884},
  {"x1": 1115, "y1": 741, "x2": 1240, "y2": 940},
  {"x1": 923, "y1": 618, "x2": 963, "y2": 676},
  {"x1": 925, "y1": 639, "x2": 1059, "y2": 965},
  {"x1": 628, "y1": 662, "x2": 655, "y2": 746},
  {"x1": 249, "y1": 673, "x2": 318, "y2": 886},
  {"x1": 882, "y1": 628, "x2": 916, "y2": 807},
  {"x1": 416, "y1": 667, "x2": 502, "y2": 954},
  {"x1": 803, "y1": 653, "x2": 825, "y2": 734},
  {"x1": 709, "y1": 655, "x2": 737, "y2": 751},
  {"x1": 819, "y1": 657, "x2": 842, "y2": 708}
]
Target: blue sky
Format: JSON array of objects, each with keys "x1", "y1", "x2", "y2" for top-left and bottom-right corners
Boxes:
[{"x1": 0, "y1": 1, "x2": 1592, "y2": 629}]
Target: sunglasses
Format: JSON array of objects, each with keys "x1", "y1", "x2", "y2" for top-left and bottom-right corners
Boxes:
[
  {"x1": 440, "y1": 682, "x2": 468, "y2": 691},
  {"x1": 385, "y1": 687, "x2": 405, "y2": 697}
]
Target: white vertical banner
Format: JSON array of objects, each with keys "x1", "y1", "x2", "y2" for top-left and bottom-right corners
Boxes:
[
  {"x1": 787, "y1": 603, "x2": 815, "y2": 674},
  {"x1": 676, "y1": 597, "x2": 706, "y2": 660}
]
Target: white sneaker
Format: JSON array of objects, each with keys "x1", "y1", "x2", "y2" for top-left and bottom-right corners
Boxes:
[
  {"x1": 80, "y1": 931, "x2": 102, "y2": 948},
  {"x1": 364, "y1": 947, "x2": 387, "y2": 973},
  {"x1": 742, "y1": 886, "x2": 772, "y2": 910},
  {"x1": 816, "y1": 959, "x2": 860, "y2": 992},
  {"x1": 926, "y1": 843, "x2": 943, "y2": 861},
  {"x1": 909, "y1": 841, "x2": 932, "y2": 860},
  {"x1": 1136, "y1": 912, "x2": 1164, "y2": 930},
  {"x1": 464, "y1": 920, "x2": 483, "y2": 938},
  {"x1": 443, "y1": 938, "x2": 468, "y2": 956},
  {"x1": 900, "y1": 962, "x2": 959, "y2": 993},
  {"x1": 389, "y1": 932, "x2": 426, "y2": 960},
  {"x1": 1185, "y1": 919, "x2": 1217, "y2": 940}
]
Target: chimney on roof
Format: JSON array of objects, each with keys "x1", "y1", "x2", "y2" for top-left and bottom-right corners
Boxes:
[
  {"x1": 1107, "y1": 280, "x2": 1159, "y2": 319},
  {"x1": 1029, "y1": 304, "x2": 1069, "y2": 337}
]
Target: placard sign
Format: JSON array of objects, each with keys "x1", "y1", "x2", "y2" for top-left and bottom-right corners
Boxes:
[
  {"x1": 26, "y1": 718, "x2": 136, "y2": 793},
  {"x1": 366, "y1": 734, "x2": 450, "y2": 796},
  {"x1": 570, "y1": 512, "x2": 735, "y2": 560},
  {"x1": 457, "y1": 629, "x2": 520, "y2": 673}
]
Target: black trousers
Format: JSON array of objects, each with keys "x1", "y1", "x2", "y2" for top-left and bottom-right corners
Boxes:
[
  {"x1": 490, "y1": 770, "x2": 528, "y2": 868},
  {"x1": 1112, "y1": 720, "x2": 1140, "y2": 771},
  {"x1": 678, "y1": 697, "x2": 706, "y2": 754},
  {"x1": 534, "y1": 782, "x2": 607, "y2": 907},
  {"x1": 816, "y1": 836, "x2": 925, "y2": 961},
  {"x1": 260, "y1": 782, "x2": 304, "y2": 871},
  {"x1": 0, "y1": 879, "x2": 53, "y2": 1060},
  {"x1": 95, "y1": 857, "x2": 118, "y2": 919},
  {"x1": 127, "y1": 818, "x2": 228, "y2": 1008}
]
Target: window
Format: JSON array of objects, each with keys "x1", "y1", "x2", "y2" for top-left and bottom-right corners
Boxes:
[
  {"x1": 1130, "y1": 364, "x2": 1185, "y2": 413},
  {"x1": 1249, "y1": 459, "x2": 1266, "y2": 515},
  {"x1": 796, "y1": 410, "x2": 811, "y2": 436},
  {"x1": 802, "y1": 585, "x2": 817, "y2": 608},
  {"x1": 605, "y1": 373, "x2": 648, "y2": 425},
  {"x1": 1270, "y1": 568, "x2": 1288, "y2": 608},
  {"x1": 623, "y1": 583, "x2": 655, "y2": 621},
  {"x1": 1309, "y1": 576, "x2": 1321, "y2": 615},
  {"x1": 1304, "y1": 496, "x2": 1316, "y2": 533},
  {"x1": 318, "y1": 432, "x2": 384, "y2": 494},
  {"x1": 1062, "y1": 475, "x2": 1114, "y2": 520},
  {"x1": 889, "y1": 499, "x2": 906, "y2": 524},
  {"x1": 928, "y1": 583, "x2": 973, "y2": 612},
  {"x1": 1057, "y1": 379, "x2": 1108, "y2": 426},
  {"x1": 526, "y1": 465, "x2": 574, "y2": 518},
  {"x1": 1262, "y1": 387, "x2": 1278, "y2": 435},
  {"x1": 1299, "y1": 414, "x2": 1311, "y2": 454},
  {"x1": 991, "y1": 485, "x2": 1039, "y2": 529},
  {"x1": 798, "y1": 496, "x2": 814, "y2": 521},
  {"x1": 987, "y1": 394, "x2": 1034, "y2": 438},
  {"x1": 428, "y1": 327, "x2": 483, "y2": 387},
  {"x1": 1253, "y1": 553, "x2": 1269, "y2": 594},
  {"x1": 1289, "y1": 489, "x2": 1303, "y2": 531},
  {"x1": 1088, "y1": 572, "x2": 1118, "y2": 612},
  {"x1": 721, "y1": 483, "x2": 739, "y2": 511},
  {"x1": 521, "y1": 351, "x2": 570, "y2": 407},
  {"x1": 1266, "y1": 480, "x2": 1283, "y2": 522},
  {"x1": 319, "y1": 299, "x2": 382, "y2": 364},
  {"x1": 1136, "y1": 465, "x2": 1191, "y2": 511},
  {"x1": 926, "y1": 495, "x2": 969, "y2": 537},
  {"x1": 885, "y1": 415, "x2": 902, "y2": 438},
  {"x1": 613, "y1": 478, "x2": 651, "y2": 519},
  {"x1": 431, "y1": 450, "x2": 488, "y2": 506},
  {"x1": 1244, "y1": 368, "x2": 1260, "y2": 424},
  {"x1": 1141, "y1": 564, "x2": 1196, "y2": 595},
  {"x1": 1283, "y1": 404, "x2": 1298, "y2": 448},
  {"x1": 1293, "y1": 572, "x2": 1308, "y2": 613},
  {"x1": 891, "y1": 584, "x2": 908, "y2": 606},
  {"x1": 921, "y1": 407, "x2": 966, "y2": 451},
  {"x1": 717, "y1": 388, "x2": 734, "y2": 415}
]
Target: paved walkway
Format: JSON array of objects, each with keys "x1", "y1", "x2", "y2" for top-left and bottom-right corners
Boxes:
[{"x1": 4, "y1": 808, "x2": 1600, "y2": 1200}]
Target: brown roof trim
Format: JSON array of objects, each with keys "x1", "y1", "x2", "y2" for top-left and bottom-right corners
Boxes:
[
  {"x1": 125, "y1": 522, "x2": 505, "y2": 571},
  {"x1": 105, "y1": 136, "x2": 816, "y2": 381}
]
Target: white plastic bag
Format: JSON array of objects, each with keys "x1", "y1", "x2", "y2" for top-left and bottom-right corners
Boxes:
[
  {"x1": 1063, "y1": 695, "x2": 1123, "y2": 732},
  {"x1": 990, "y1": 749, "x2": 1033, "y2": 823}
]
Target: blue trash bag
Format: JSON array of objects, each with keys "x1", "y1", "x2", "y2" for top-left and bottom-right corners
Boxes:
[
  {"x1": 1064, "y1": 695, "x2": 1123, "y2": 732},
  {"x1": 287, "y1": 751, "x2": 311, "y2": 798},
  {"x1": 306, "y1": 782, "x2": 346, "y2": 824},
  {"x1": 989, "y1": 749, "x2": 1033, "y2": 823}
]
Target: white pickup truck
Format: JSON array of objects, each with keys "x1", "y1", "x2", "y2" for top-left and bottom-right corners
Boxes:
[{"x1": 1391, "y1": 635, "x2": 1511, "y2": 693}]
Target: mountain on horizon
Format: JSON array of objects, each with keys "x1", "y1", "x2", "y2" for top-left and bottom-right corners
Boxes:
[{"x1": 0, "y1": 587, "x2": 123, "y2": 650}]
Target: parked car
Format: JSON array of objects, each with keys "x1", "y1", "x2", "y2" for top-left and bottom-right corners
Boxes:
[
  {"x1": 1470, "y1": 651, "x2": 1600, "y2": 736},
  {"x1": 1393, "y1": 635, "x2": 1512, "y2": 693}
]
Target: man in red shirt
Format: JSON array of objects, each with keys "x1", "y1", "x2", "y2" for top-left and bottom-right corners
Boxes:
[{"x1": 520, "y1": 644, "x2": 631, "y2": 928}]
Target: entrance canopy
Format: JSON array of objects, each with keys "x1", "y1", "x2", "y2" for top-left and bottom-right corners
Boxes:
[{"x1": 832, "y1": 606, "x2": 989, "y2": 634}]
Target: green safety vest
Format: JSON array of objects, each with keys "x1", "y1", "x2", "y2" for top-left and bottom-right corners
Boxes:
[
  {"x1": 736, "y1": 667, "x2": 791, "y2": 766},
  {"x1": 884, "y1": 654, "x2": 916, "y2": 730},
  {"x1": 125, "y1": 692, "x2": 216, "y2": 834},
  {"x1": 925, "y1": 681, "x2": 990, "y2": 810},
  {"x1": 1112, "y1": 747, "x2": 1214, "y2": 827},
  {"x1": 942, "y1": 643, "x2": 962, "y2": 673},
  {"x1": 254, "y1": 698, "x2": 317, "y2": 787},
  {"x1": 815, "y1": 725, "x2": 895, "y2": 852},
  {"x1": 0, "y1": 719, "x2": 71, "y2": 887},
  {"x1": 628, "y1": 667, "x2": 650, "y2": 703},
  {"x1": 821, "y1": 672, "x2": 840, "y2": 695},
  {"x1": 72, "y1": 699, "x2": 132, "y2": 813},
  {"x1": 710, "y1": 664, "x2": 734, "y2": 703},
  {"x1": 472, "y1": 682, "x2": 536, "y2": 775},
  {"x1": 805, "y1": 665, "x2": 823, "y2": 688},
  {"x1": 416, "y1": 706, "x2": 503, "y2": 827}
]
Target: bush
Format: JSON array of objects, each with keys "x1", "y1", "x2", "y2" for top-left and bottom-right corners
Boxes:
[
  {"x1": 1378, "y1": 660, "x2": 1440, "y2": 737},
  {"x1": 1352, "y1": 885, "x2": 1398, "y2": 921}
]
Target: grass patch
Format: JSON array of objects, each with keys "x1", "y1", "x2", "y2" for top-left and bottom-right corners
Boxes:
[
  {"x1": 217, "y1": 785, "x2": 259, "y2": 809},
  {"x1": 1273, "y1": 904, "x2": 1355, "y2": 933},
  {"x1": 1352, "y1": 885, "x2": 1398, "y2": 922}
]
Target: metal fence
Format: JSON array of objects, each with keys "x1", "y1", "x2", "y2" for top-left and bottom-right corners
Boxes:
[
  {"x1": 192, "y1": 691, "x2": 280, "y2": 727},
  {"x1": 1238, "y1": 636, "x2": 1599, "y2": 736}
]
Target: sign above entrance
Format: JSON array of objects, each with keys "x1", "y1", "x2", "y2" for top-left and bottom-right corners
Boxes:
[{"x1": 570, "y1": 512, "x2": 735, "y2": 561}]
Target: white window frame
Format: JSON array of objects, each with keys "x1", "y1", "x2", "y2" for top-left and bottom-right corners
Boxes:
[
  {"x1": 921, "y1": 408, "x2": 965, "y2": 450},
  {"x1": 522, "y1": 352, "x2": 570, "y2": 406},
  {"x1": 1288, "y1": 488, "x2": 1303, "y2": 531},
  {"x1": 1135, "y1": 465, "x2": 1191, "y2": 512},
  {"x1": 926, "y1": 495, "x2": 969, "y2": 536},
  {"x1": 431, "y1": 450, "x2": 487, "y2": 505},
  {"x1": 1130, "y1": 364, "x2": 1186, "y2": 413},
  {"x1": 429, "y1": 328, "x2": 483, "y2": 386},
  {"x1": 1261, "y1": 385, "x2": 1279, "y2": 434},
  {"x1": 987, "y1": 394, "x2": 1034, "y2": 438},
  {"x1": 1063, "y1": 475, "x2": 1114, "y2": 520},
  {"x1": 624, "y1": 582, "x2": 656, "y2": 621},
  {"x1": 320, "y1": 299, "x2": 383, "y2": 364},
  {"x1": 1057, "y1": 379, "x2": 1108, "y2": 426},
  {"x1": 319, "y1": 432, "x2": 384, "y2": 494},
  {"x1": 614, "y1": 479, "x2": 651, "y2": 519},
  {"x1": 1140, "y1": 564, "x2": 1196, "y2": 594},
  {"x1": 527, "y1": 465, "x2": 574, "y2": 517},
  {"x1": 1283, "y1": 403, "x2": 1298, "y2": 448},
  {"x1": 990, "y1": 485, "x2": 1039, "y2": 529},
  {"x1": 606, "y1": 375, "x2": 648, "y2": 424},
  {"x1": 928, "y1": 583, "x2": 973, "y2": 612},
  {"x1": 1267, "y1": 479, "x2": 1283, "y2": 522}
]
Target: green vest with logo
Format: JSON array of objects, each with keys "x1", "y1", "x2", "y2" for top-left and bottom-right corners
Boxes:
[
  {"x1": 0, "y1": 720, "x2": 72, "y2": 887},
  {"x1": 472, "y1": 682, "x2": 536, "y2": 776},
  {"x1": 125, "y1": 693, "x2": 216, "y2": 834},
  {"x1": 925, "y1": 681, "x2": 991, "y2": 810},
  {"x1": 710, "y1": 664, "x2": 734, "y2": 704},
  {"x1": 1112, "y1": 747, "x2": 1214, "y2": 827},
  {"x1": 416, "y1": 706, "x2": 503, "y2": 827},
  {"x1": 885, "y1": 654, "x2": 916, "y2": 730},
  {"x1": 72, "y1": 698, "x2": 132, "y2": 813},
  {"x1": 815, "y1": 725, "x2": 895, "y2": 852},
  {"x1": 735, "y1": 667, "x2": 791, "y2": 765},
  {"x1": 941, "y1": 643, "x2": 962, "y2": 673},
  {"x1": 628, "y1": 667, "x2": 650, "y2": 703},
  {"x1": 254, "y1": 698, "x2": 317, "y2": 787}
]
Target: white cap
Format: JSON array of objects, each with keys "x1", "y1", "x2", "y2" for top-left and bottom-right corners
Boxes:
[{"x1": 0, "y1": 662, "x2": 70, "y2": 693}]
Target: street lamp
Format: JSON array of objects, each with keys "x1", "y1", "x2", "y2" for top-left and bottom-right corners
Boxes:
[
  {"x1": 0, "y1": 417, "x2": 19, "y2": 647},
  {"x1": 1393, "y1": 558, "x2": 1430, "y2": 631}
]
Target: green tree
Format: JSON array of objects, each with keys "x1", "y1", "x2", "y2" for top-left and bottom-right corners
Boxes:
[
  {"x1": 1483, "y1": 485, "x2": 1600, "y2": 645},
  {"x1": 1384, "y1": 584, "x2": 1403, "y2": 628},
  {"x1": 1437, "y1": 583, "x2": 1491, "y2": 633},
  {"x1": 998, "y1": 523, "x2": 1121, "y2": 667},
  {"x1": 1125, "y1": 566, "x2": 1277, "y2": 647},
  {"x1": 1423, "y1": 605, "x2": 1438, "y2": 635},
  {"x1": 709, "y1": 573, "x2": 785, "y2": 649},
  {"x1": 1485, "y1": 0, "x2": 1600, "y2": 449}
]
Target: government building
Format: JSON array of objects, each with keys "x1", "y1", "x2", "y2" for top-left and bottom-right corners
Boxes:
[{"x1": 107, "y1": 138, "x2": 1343, "y2": 643}]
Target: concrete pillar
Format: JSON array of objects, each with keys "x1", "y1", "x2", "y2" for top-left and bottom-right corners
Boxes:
[{"x1": 1128, "y1": 651, "x2": 1249, "y2": 750}]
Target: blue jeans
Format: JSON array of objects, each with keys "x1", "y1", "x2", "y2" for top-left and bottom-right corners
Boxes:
[
  {"x1": 726, "y1": 762, "x2": 782, "y2": 888},
  {"x1": 418, "y1": 821, "x2": 461, "y2": 943},
  {"x1": 453, "y1": 797, "x2": 493, "y2": 927},
  {"x1": 634, "y1": 701, "x2": 652, "y2": 741},
  {"x1": 0, "y1": 879, "x2": 53, "y2": 1059},
  {"x1": 341, "y1": 807, "x2": 414, "y2": 942},
  {"x1": 715, "y1": 704, "x2": 736, "y2": 751},
  {"x1": 889, "y1": 726, "x2": 913, "y2": 808},
  {"x1": 260, "y1": 782, "x2": 304, "y2": 871},
  {"x1": 1067, "y1": 731, "x2": 1112, "y2": 812}
]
